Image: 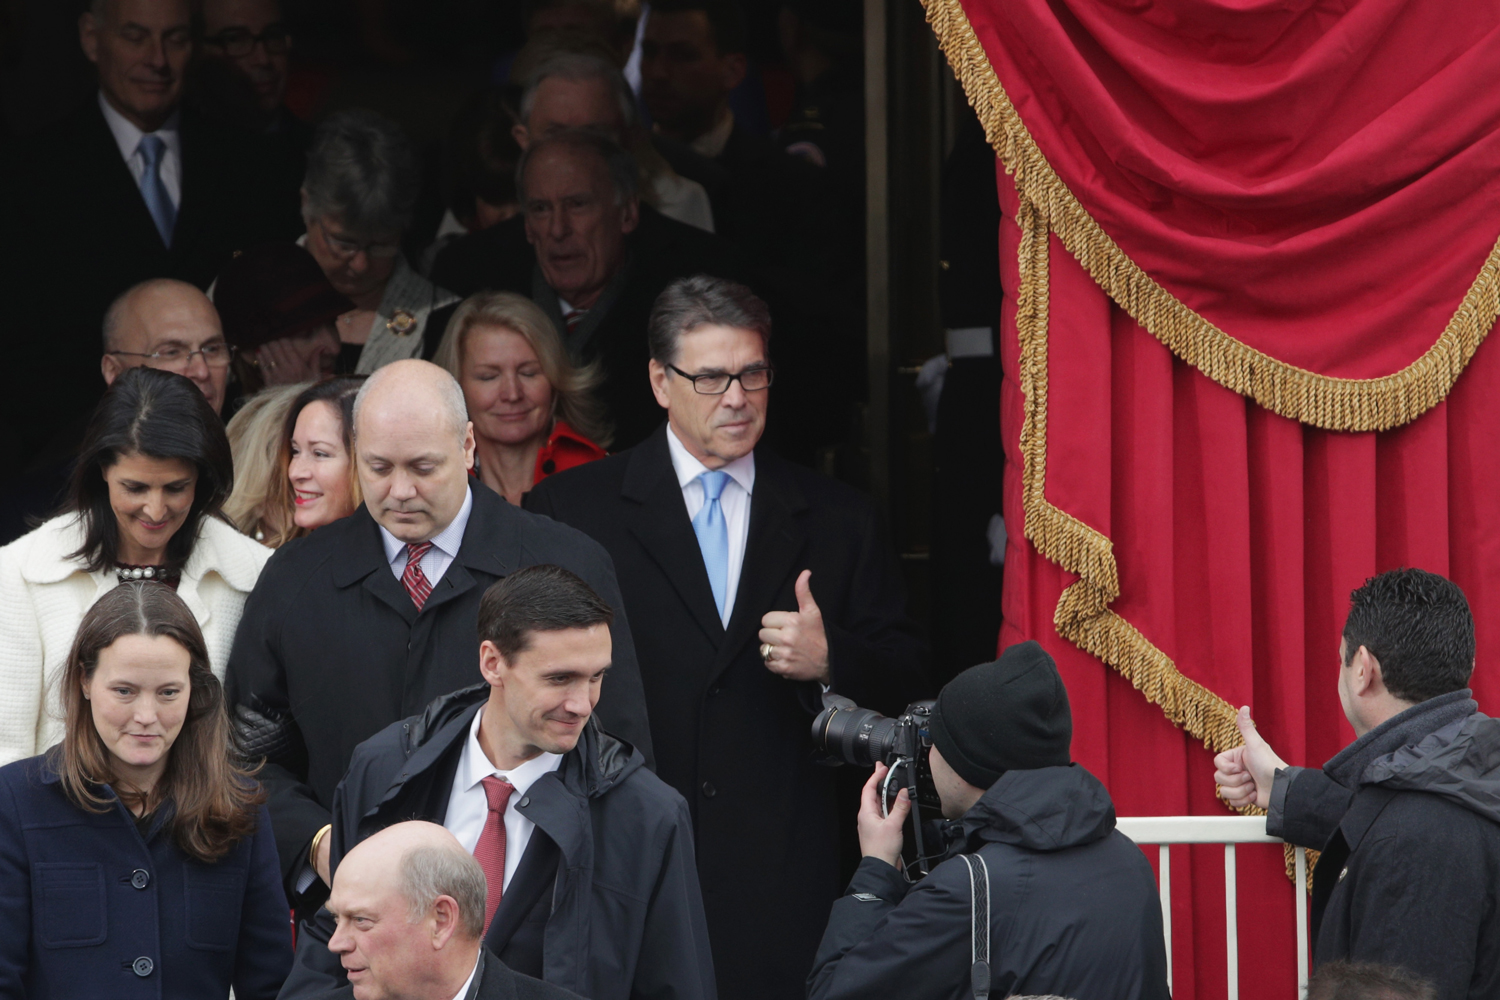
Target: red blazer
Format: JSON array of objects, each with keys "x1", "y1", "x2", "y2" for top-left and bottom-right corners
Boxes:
[{"x1": 534, "y1": 420, "x2": 607, "y2": 484}]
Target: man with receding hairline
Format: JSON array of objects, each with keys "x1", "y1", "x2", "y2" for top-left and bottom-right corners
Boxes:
[
  {"x1": 102, "y1": 279, "x2": 232, "y2": 414},
  {"x1": 315, "y1": 820, "x2": 583, "y2": 1000},
  {"x1": 226, "y1": 359, "x2": 653, "y2": 927}
]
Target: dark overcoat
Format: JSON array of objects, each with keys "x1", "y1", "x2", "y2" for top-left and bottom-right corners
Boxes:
[
  {"x1": 0, "y1": 754, "x2": 291, "y2": 999},
  {"x1": 223, "y1": 485, "x2": 654, "y2": 902},
  {"x1": 525, "y1": 427, "x2": 928, "y2": 1000},
  {"x1": 308, "y1": 948, "x2": 584, "y2": 1000}
]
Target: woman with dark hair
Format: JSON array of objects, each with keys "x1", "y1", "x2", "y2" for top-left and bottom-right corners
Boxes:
[
  {"x1": 225, "y1": 377, "x2": 365, "y2": 547},
  {"x1": 0, "y1": 582, "x2": 291, "y2": 998},
  {"x1": 0, "y1": 368, "x2": 271, "y2": 764}
]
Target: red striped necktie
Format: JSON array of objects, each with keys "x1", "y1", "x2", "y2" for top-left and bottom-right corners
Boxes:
[
  {"x1": 402, "y1": 541, "x2": 434, "y2": 610},
  {"x1": 562, "y1": 307, "x2": 587, "y2": 334},
  {"x1": 474, "y1": 775, "x2": 515, "y2": 932}
]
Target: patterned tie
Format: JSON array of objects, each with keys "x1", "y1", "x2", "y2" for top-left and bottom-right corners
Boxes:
[
  {"x1": 692, "y1": 471, "x2": 731, "y2": 618},
  {"x1": 562, "y1": 307, "x2": 587, "y2": 336},
  {"x1": 473, "y1": 775, "x2": 515, "y2": 932},
  {"x1": 136, "y1": 134, "x2": 176, "y2": 248},
  {"x1": 402, "y1": 541, "x2": 434, "y2": 610}
]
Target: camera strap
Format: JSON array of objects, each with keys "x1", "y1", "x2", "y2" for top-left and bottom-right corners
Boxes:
[{"x1": 959, "y1": 854, "x2": 991, "y2": 1000}]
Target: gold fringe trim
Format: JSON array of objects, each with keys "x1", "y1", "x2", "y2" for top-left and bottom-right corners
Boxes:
[
  {"x1": 921, "y1": 0, "x2": 1500, "y2": 434},
  {"x1": 945, "y1": 0, "x2": 1329, "y2": 879}
]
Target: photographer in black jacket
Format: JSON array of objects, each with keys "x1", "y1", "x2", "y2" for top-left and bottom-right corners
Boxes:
[{"x1": 808, "y1": 642, "x2": 1169, "y2": 1000}]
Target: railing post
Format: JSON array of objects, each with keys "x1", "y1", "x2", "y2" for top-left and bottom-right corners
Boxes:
[
  {"x1": 1158, "y1": 843, "x2": 1172, "y2": 993},
  {"x1": 1296, "y1": 846, "x2": 1308, "y2": 994},
  {"x1": 1225, "y1": 843, "x2": 1238, "y2": 1000}
]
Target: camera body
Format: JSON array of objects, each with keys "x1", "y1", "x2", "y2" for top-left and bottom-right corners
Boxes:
[{"x1": 812, "y1": 696, "x2": 945, "y2": 875}]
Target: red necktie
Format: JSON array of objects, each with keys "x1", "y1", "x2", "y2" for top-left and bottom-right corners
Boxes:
[
  {"x1": 474, "y1": 775, "x2": 515, "y2": 932},
  {"x1": 402, "y1": 542, "x2": 434, "y2": 610},
  {"x1": 563, "y1": 307, "x2": 586, "y2": 334}
]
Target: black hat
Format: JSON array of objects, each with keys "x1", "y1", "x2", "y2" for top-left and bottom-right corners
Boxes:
[
  {"x1": 215, "y1": 243, "x2": 354, "y2": 352},
  {"x1": 928, "y1": 640, "x2": 1072, "y2": 790}
]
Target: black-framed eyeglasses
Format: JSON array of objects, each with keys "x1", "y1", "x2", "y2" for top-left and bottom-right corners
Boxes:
[
  {"x1": 107, "y1": 343, "x2": 237, "y2": 370},
  {"x1": 203, "y1": 23, "x2": 292, "y2": 57},
  {"x1": 668, "y1": 364, "x2": 774, "y2": 395}
]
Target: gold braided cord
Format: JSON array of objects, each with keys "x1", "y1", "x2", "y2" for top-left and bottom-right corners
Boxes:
[{"x1": 921, "y1": 0, "x2": 1500, "y2": 434}]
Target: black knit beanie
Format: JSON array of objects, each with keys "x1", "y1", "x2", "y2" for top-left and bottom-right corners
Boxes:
[{"x1": 928, "y1": 640, "x2": 1072, "y2": 790}]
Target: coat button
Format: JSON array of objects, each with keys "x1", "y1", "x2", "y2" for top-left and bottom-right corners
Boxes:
[
  {"x1": 132, "y1": 957, "x2": 154, "y2": 977},
  {"x1": 130, "y1": 869, "x2": 150, "y2": 889},
  {"x1": 701, "y1": 782, "x2": 717, "y2": 798},
  {"x1": 707, "y1": 684, "x2": 721, "y2": 697},
  {"x1": 541, "y1": 459, "x2": 557, "y2": 475},
  {"x1": 519, "y1": 797, "x2": 530, "y2": 808}
]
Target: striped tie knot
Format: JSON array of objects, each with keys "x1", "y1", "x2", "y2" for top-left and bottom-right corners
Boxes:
[{"x1": 402, "y1": 541, "x2": 435, "y2": 610}]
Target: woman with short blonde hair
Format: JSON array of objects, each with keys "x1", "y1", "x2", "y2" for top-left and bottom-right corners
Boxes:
[{"x1": 434, "y1": 291, "x2": 610, "y2": 504}]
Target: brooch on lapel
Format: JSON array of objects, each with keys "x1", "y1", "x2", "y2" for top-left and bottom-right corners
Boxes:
[{"x1": 387, "y1": 308, "x2": 417, "y2": 336}]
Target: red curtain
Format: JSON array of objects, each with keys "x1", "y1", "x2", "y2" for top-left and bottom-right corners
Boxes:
[{"x1": 922, "y1": 1, "x2": 1500, "y2": 998}]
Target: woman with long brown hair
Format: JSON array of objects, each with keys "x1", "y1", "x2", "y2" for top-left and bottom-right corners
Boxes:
[{"x1": 0, "y1": 582, "x2": 291, "y2": 999}]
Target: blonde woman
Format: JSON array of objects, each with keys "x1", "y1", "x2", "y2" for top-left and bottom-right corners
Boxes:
[
  {"x1": 434, "y1": 291, "x2": 611, "y2": 504},
  {"x1": 225, "y1": 378, "x2": 364, "y2": 547},
  {"x1": 226, "y1": 383, "x2": 309, "y2": 543}
]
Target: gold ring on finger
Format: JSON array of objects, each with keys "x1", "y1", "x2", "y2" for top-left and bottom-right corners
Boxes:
[{"x1": 760, "y1": 642, "x2": 774, "y2": 662}]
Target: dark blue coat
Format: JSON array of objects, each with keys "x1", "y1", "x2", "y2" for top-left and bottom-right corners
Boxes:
[{"x1": 0, "y1": 753, "x2": 292, "y2": 999}]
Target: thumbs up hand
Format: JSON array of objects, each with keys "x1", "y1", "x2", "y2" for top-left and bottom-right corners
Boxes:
[
  {"x1": 759, "y1": 569, "x2": 831, "y2": 685},
  {"x1": 1213, "y1": 706, "x2": 1289, "y2": 810}
]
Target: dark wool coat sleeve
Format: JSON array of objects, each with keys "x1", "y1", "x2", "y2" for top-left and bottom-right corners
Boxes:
[
  {"x1": 235, "y1": 805, "x2": 298, "y2": 999},
  {"x1": 224, "y1": 545, "x2": 332, "y2": 889},
  {"x1": 1267, "y1": 766, "x2": 1352, "y2": 850},
  {"x1": 624, "y1": 792, "x2": 718, "y2": 1000}
]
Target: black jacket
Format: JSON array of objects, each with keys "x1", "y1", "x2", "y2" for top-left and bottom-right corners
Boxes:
[
  {"x1": 1268, "y1": 690, "x2": 1500, "y2": 1000},
  {"x1": 525, "y1": 427, "x2": 928, "y2": 1000},
  {"x1": 7, "y1": 98, "x2": 301, "y2": 456},
  {"x1": 308, "y1": 948, "x2": 584, "y2": 1000},
  {"x1": 429, "y1": 207, "x2": 757, "y2": 450},
  {"x1": 283, "y1": 685, "x2": 716, "y2": 1000},
  {"x1": 808, "y1": 765, "x2": 1170, "y2": 1000},
  {"x1": 224, "y1": 485, "x2": 653, "y2": 903}
]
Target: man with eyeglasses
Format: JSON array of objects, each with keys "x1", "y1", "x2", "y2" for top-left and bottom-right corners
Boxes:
[
  {"x1": 526, "y1": 275, "x2": 929, "y2": 1000},
  {"x1": 198, "y1": 0, "x2": 298, "y2": 138},
  {"x1": 102, "y1": 278, "x2": 232, "y2": 414}
]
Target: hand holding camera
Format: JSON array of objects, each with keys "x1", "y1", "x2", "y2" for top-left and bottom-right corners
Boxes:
[{"x1": 858, "y1": 762, "x2": 911, "y2": 868}]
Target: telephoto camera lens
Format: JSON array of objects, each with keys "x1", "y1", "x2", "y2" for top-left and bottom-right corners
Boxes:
[{"x1": 812, "y1": 705, "x2": 900, "y2": 767}]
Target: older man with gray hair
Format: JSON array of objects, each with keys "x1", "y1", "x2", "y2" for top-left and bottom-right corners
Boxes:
[
  {"x1": 299, "y1": 110, "x2": 461, "y2": 373},
  {"x1": 317, "y1": 821, "x2": 583, "y2": 1000},
  {"x1": 225, "y1": 359, "x2": 653, "y2": 928}
]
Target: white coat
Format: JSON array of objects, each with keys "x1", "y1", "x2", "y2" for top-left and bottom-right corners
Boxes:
[{"x1": 0, "y1": 514, "x2": 270, "y2": 765}]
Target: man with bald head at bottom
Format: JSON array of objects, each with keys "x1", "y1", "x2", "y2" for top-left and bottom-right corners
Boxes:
[
  {"x1": 226, "y1": 360, "x2": 652, "y2": 926},
  {"x1": 314, "y1": 821, "x2": 583, "y2": 1000}
]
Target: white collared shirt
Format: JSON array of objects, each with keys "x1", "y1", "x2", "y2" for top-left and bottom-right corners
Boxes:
[
  {"x1": 380, "y1": 486, "x2": 473, "y2": 588},
  {"x1": 98, "y1": 91, "x2": 182, "y2": 208},
  {"x1": 450, "y1": 952, "x2": 482, "y2": 1000},
  {"x1": 666, "y1": 424, "x2": 755, "y2": 625},
  {"x1": 443, "y1": 708, "x2": 563, "y2": 892}
]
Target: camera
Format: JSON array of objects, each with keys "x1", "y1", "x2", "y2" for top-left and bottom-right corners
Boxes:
[{"x1": 812, "y1": 695, "x2": 945, "y2": 876}]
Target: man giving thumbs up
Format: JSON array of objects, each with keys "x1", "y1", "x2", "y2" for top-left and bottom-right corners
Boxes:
[{"x1": 525, "y1": 276, "x2": 930, "y2": 1000}]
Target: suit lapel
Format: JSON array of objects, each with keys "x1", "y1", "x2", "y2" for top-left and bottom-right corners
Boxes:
[
  {"x1": 623, "y1": 430, "x2": 726, "y2": 646},
  {"x1": 172, "y1": 118, "x2": 210, "y2": 255},
  {"x1": 329, "y1": 510, "x2": 420, "y2": 624},
  {"x1": 716, "y1": 449, "x2": 808, "y2": 673},
  {"x1": 85, "y1": 103, "x2": 169, "y2": 252}
]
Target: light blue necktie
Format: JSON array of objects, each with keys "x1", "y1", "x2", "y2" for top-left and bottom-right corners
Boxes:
[
  {"x1": 692, "y1": 471, "x2": 731, "y2": 619},
  {"x1": 137, "y1": 134, "x2": 176, "y2": 248}
]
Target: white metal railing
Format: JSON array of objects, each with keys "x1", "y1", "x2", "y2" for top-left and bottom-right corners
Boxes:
[{"x1": 1115, "y1": 816, "x2": 1309, "y2": 1000}]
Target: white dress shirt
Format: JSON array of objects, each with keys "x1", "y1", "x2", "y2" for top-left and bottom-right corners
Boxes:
[
  {"x1": 444, "y1": 708, "x2": 563, "y2": 892},
  {"x1": 380, "y1": 486, "x2": 473, "y2": 587},
  {"x1": 450, "y1": 953, "x2": 481, "y2": 1000},
  {"x1": 99, "y1": 91, "x2": 182, "y2": 208},
  {"x1": 666, "y1": 424, "x2": 755, "y2": 626}
]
